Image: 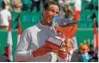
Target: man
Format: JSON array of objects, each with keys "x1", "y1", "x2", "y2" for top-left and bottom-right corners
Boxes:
[
  {"x1": 88, "y1": 44, "x2": 95, "y2": 56},
  {"x1": 58, "y1": 38, "x2": 83, "y2": 62},
  {"x1": 89, "y1": 48, "x2": 98, "y2": 62},
  {"x1": 11, "y1": 0, "x2": 22, "y2": 12},
  {"x1": 80, "y1": 44, "x2": 91, "y2": 62},
  {"x1": 31, "y1": 0, "x2": 41, "y2": 12},
  {"x1": 15, "y1": 1, "x2": 60, "y2": 62},
  {"x1": 0, "y1": 0, "x2": 11, "y2": 29}
]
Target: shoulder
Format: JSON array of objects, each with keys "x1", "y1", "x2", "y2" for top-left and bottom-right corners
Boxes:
[
  {"x1": 72, "y1": 51, "x2": 83, "y2": 62},
  {"x1": 0, "y1": 10, "x2": 5, "y2": 15},
  {"x1": 0, "y1": 10, "x2": 4, "y2": 13},
  {"x1": 0, "y1": 9, "x2": 6, "y2": 12},
  {"x1": 0, "y1": 9, "x2": 10, "y2": 14},
  {"x1": 22, "y1": 25, "x2": 40, "y2": 35},
  {"x1": 73, "y1": 50, "x2": 81, "y2": 56}
]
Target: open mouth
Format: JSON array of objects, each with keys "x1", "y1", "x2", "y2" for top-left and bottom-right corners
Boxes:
[
  {"x1": 48, "y1": 20, "x2": 52, "y2": 23},
  {"x1": 48, "y1": 18, "x2": 53, "y2": 22}
]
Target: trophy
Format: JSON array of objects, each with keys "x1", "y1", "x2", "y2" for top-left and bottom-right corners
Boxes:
[{"x1": 60, "y1": 41, "x2": 66, "y2": 52}]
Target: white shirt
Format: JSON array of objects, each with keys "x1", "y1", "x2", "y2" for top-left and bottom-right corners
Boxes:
[
  {"x1": 67, "y1": 50, "x2": 74, "y2": 62},
  {"x1": 15, "y1": 23, "x2": 56, "y2": 62},
  {"x1": 0, "y1": 9, "x2": 11, "y2": 26}
]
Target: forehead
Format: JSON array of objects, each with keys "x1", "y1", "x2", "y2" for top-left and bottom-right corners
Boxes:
[
  {"x1": 80, "y1": 45, "x2": 88, "y2": 49},
  {"x1": 66, "y1": 38, "x2": 73, "y2": 42},
  {"x1": 48, "y1": 4, "x2": 59, "y2": 11}
]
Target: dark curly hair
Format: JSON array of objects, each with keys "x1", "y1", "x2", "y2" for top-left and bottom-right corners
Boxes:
[
  {"x1": 2, "y1": 1, "x2": 6, "y2": 9},
  {"x1": 44, "y1": 1, "x2": 60, "y2": 11}
]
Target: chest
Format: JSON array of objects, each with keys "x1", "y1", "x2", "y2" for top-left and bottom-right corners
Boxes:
[{"x1": 31, "y1": 28, "x2": 55, "y2": 47}]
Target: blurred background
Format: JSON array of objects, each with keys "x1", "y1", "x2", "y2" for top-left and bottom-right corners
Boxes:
[{"x1": 0, "y1": 0, "x2": 98, "y2": 62}]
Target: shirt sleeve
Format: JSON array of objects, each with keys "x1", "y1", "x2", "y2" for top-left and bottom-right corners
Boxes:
[
  {"x1": 15, "y1": 27, "x2": 52, "y2": 62},
  {"x1": 15, "y1": 30, "x2": 34, "y2": 61}
]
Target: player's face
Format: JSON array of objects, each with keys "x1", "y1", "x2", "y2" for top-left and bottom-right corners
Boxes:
[{"x1": 43, "y1": 4, "x2": 59, "y2": 26}]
